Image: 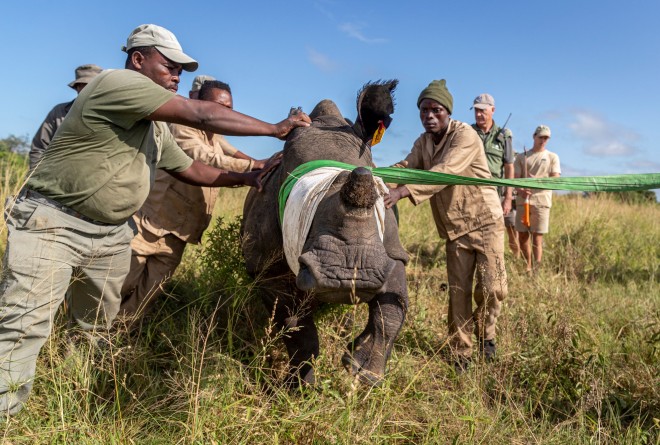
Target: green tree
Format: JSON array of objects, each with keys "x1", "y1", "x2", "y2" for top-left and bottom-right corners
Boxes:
[{"x1": 0, "y1": 134, "x2": 30, "y2": 154}]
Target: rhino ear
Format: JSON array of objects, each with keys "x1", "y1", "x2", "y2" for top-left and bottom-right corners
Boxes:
[{"x1": 386, "y1": 79, "x2": 399, "y2": 93}]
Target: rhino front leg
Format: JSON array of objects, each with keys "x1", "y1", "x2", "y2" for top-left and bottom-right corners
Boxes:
[
  {"x1": 261, "y1": 285, "x2": 319, "y2": 387},
  {"x1": 281, "y1": 312, "x2": 319, "y2": 386},
  {"x1": 342, "y1": 260, "x2": 408, "y2": 385}
]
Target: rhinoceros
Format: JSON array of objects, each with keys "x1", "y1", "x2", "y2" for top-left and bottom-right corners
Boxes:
[{"x1": 241, "y1": 80, "x2": 408, "y2": 386}]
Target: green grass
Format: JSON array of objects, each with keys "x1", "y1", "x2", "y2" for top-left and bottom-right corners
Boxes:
[{"x1": 1, "y1": 160, "x2": 658, "y2": 444}]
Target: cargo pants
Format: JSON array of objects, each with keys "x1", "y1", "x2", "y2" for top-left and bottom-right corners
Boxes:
[
  {"x1": 0, "y1": 194, "x2": 134, "y2": 416},
  {"x1": 118, "y1": 216, "x2": 186, "y2": 320},
  {"x1": 446, "y1": 221, "x2": 508, "y2": 358}
]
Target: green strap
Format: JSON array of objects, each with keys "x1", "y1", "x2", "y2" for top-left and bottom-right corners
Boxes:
[{"x1": 278, "y1": 160, "x2": 660, "y2": 224}]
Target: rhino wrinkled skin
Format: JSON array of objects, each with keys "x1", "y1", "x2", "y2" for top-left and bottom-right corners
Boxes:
[{"x1": 241, "y1": 92, "x2": 408, "y2": 386}]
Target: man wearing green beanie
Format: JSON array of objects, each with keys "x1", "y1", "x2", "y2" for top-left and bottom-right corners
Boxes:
[{"x1": 385, "y1": 79, "x2": 507, "y2": 373}]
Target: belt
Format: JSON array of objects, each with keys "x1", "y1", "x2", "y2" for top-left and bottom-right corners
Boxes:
[{"x1": 21, "y1": 188, "x2": 115, "y2": 226}]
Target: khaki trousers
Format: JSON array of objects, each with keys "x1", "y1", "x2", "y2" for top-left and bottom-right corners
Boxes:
[
  {"x1": 445, "y1": 222, "x2": 508, "y2": 358},
  {"x1": 118, "y1": 217, "x2": 186, "y2": 319},
  {"x1": 0, "y1": 195, "x2": 133, "y2": 415}
]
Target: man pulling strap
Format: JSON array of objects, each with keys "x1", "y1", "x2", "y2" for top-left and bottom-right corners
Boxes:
[{"x1": 385, "y1": 79, "x2": 507, "y2": 373}]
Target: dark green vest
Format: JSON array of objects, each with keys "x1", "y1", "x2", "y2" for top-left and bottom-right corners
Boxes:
[{"x1": 472, "y1": 122, "x2": 511, "y2": 179}]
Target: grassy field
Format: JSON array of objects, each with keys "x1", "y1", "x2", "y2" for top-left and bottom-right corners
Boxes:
[{"x1": 1, "y1": 158, "x2": 659, "y2": 444}]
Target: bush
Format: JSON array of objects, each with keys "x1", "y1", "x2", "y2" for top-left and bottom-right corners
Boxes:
[{"x1": 546, "y1": 194, "x2": 659, "y2": 282}]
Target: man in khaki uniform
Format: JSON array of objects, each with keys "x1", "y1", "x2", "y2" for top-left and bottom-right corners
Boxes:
[
  {"x1": 189, "y1": 76, "x2": 264, "y2": 167},
  {"x1": 514, "y1": 125, "x2": 561, "y2": 271},
  {"x1": 385, "y1": 79, "x2": 507, "y2": 372},
  {"x1": 29, "y1": 64, "x2": 103, "y2": 170},
  {"x1": 120, "y1": 80, "x2": 269, "y2": 319},
  {"x1": 0, "y1": 24, "x2": 310, "y2": 417}
]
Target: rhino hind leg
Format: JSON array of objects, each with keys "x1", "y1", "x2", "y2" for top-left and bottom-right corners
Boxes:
[{"x1": 341, "y1": 260, "x2": 408, "y2": 385}]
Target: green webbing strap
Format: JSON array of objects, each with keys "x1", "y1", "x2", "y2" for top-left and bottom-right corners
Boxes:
[{"x1": 278, "y1": 160, "x2": 660, "y2": 223}]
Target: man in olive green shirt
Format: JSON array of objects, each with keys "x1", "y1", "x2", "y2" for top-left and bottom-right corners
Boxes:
[
  {"x1": 0, "y1": 24, "x2": 310, "y2": 417},
  {"x1": 386, "y1": 80, "x2": 507, "y2": 373},
  {"x1": 470, "y1": 93, "x2": 518, "y2": 257}
]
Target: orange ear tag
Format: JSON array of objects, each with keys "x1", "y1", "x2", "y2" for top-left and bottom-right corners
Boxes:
[{"x1": 371, "y1": 120, "x2": 386, "y2": 146}]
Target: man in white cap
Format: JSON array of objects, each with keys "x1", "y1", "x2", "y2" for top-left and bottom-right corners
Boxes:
[
  {"x1": 0, "y1": 24, "x2": 309, "y2": 417},
  {"x1": 28, "y1": 64, "x2": 103, "y2": 169},
  {"x1": 514, "y1": 125, "x2": 561, "y2": 272}
]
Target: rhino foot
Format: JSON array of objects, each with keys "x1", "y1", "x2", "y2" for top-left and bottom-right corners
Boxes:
[
  {"x1": 341, "y1": 352, "x2": 384, "y2": 386},
  {"x1": 341, "y1": 334, "x2": 385, "y2": 386}
]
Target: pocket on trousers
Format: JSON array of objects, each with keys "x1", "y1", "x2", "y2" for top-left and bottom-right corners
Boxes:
[
  {"x1": 5, "y1": 197, "x2": 38, "y2": 228},
  {"x1": 19, "y1": 203, "x2": 71, "y2": 231}
]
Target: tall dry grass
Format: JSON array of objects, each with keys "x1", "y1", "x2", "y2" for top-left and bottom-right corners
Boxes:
[{"x1": 0, "y1": 158, "x2": 658, "y2": 444}]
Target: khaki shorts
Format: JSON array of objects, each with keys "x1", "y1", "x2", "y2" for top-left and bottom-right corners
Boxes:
[{"x1": 515, "y1": 205, "x2": 550, "y2": 234}]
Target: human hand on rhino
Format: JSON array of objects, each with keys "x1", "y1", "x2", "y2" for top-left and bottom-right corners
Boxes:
[
  {"x1": 384, "y1": 185, "x2": 411, "y2": 209},
  {"x1": 251, "y1": 151, "x2": 283, "y2": 171},
  {"x1": 244, "y1": 152, "x2": 282, "y2": 192},
  {"x1": 273, "y1": 107, "x2": 312, "y2": 140}
]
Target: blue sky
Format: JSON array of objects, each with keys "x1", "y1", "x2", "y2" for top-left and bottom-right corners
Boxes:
[{"x1": 2, "y1": 1, "x2": 659, "y2": 179}]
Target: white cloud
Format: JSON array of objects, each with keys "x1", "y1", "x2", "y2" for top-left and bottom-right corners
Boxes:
[
  {"x1": 584, "y1": 141, "x2": 635, "y2": 156},
  {"x1": 624, "y1": 160, "x2": 660, "y2": 171},
  {"x1": 306, "y1": 47, "x2": 338, "y2": 72},
  {"x1": 560, "y1": 163, "x2": 594, "y2": 176},
  {"x1": 568, "y1": 110, "x2": 640, "y2": 157},
  {"x1": 339, "y1": 22, "x2": 387, "y2": 44}
]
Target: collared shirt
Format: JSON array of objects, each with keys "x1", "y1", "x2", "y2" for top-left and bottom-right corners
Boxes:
[
  {"x1": 514, "y1": 149, "x2": 561, "y2": 207},
  {"x1": 26, "y1": 70, "x2": 193, "y2": 224},
  {"x1": 471, "y1": 121, "x2": 513, "y2": 179},
  {"x1": 400, "y1": 119, "x2": 503, "y2": 241},
  {"x1": 136, "y1": 124, "x2": 252, "y2": 244}
]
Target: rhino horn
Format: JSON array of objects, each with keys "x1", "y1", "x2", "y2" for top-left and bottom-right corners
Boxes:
[{"x1": 340, "y1": 167, "x2": 378, "y2": 208}]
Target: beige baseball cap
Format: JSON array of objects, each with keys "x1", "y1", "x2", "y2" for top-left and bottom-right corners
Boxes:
[
  {"x1": 534, "y1": 125, "x2": 552, "y2": 137},
  {"x1": 191, "y1": 75, "x2": 216, "y2": 92},
  {"x1": 68, "y1": 64, "x2": 103, "y2": 89},
  {"x1": 122, "y1": 24, "x2": 198, "y2": 72},
  {"x1": 471, "y1": 93, "x2": 495, "y2": 110}
]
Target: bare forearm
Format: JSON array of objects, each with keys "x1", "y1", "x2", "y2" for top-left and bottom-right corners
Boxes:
[
  {"x1": 168, "y1": 160, "x2": 254, "y2": 187},
  {"x1": 165, "y1": 100, "x2": 276, "y2": 136},
  {"x1": 149, "y1": 96, "x2": 310, "y2": 139},
  {"x1": 504, "y1": 163, "x2": 514, "y2": 199}
]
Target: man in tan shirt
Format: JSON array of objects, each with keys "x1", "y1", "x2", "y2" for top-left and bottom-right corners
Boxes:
[
  {"x1": 514, "y1": 125, "x2": 561, "y2": 271},
  {"x1": 385, "y1": 79, "x2": 507, "y2": 372},
  {"x1": 188, "y1": 76, "x2": 264, "y2": 167},
  {"x1": 119, "y1": 80, "x2": 270, "y2": 320}
]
